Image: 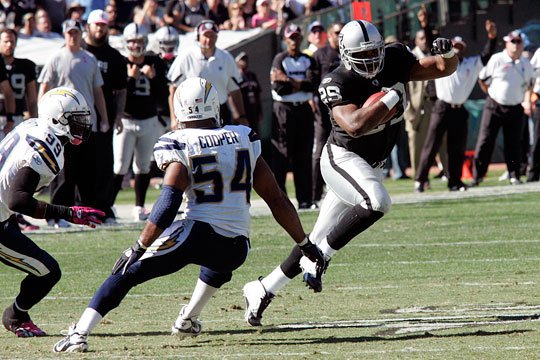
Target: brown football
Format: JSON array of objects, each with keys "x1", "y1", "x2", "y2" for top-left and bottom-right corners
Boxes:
[{"x1": 362, "y1": 91, "x2": 397, "y2": 124}]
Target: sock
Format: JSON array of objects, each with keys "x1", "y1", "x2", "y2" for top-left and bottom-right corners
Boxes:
[
  {"x1": 112, "y1": 174, "x2": 124, "y2": 204},
  {"x1": 261, "y1": 266, "x2": 292, "y2": 295},
  {"x1": 318, "y1": 237, "x2": 337, "y2": 259},
  {"x1": 134, "y1": 173, "x2": 151, "y2": 207},
  {"x1": 181, "y1": 279, "x2": 218, "y2": 320},
  {"x1": 76, "y1": 308, "x2": 103, "y2": 334}
]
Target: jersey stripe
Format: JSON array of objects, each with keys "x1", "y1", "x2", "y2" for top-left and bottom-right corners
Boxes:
[
  {"x1": 155, "y1": 138, "x2": 186, "y2": 151},
  {"x1": 25, "y1": 135, "x2": 60, "y2": 175}
]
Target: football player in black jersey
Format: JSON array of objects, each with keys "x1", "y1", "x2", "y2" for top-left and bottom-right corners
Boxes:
[
  {"x1": 0, "y1": 28, "x2": 40, "y2": 231},
  {"x1": 112, "y1": 23, "x2": 168, "y2": 222},
  {"x1": 242, "y1": 20, "x2": 458, "y2": 326}
]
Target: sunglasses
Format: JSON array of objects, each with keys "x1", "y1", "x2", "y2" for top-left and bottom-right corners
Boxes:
[{"x1": 510, "y1": 38, "x2": 522, "y2": 44}]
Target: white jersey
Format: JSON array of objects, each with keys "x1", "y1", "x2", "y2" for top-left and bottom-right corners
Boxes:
[
  {"x1": 0, "y1": 119, "x2": 65, "y2": 222},
  {"x1": 154, "y1": 125, "x2": 261, "y2": 238}
]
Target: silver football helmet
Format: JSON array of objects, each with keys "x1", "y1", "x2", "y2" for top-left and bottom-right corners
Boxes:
[
  {"x1": 339, "y1": 20, "x2": 385, "y2": 78},
  {"x1": 155, "y1": 25, "x2": 179, "y2": 60},
  {"x1": 173, "y1": 77, "x2": 220, "y2": 127},
  {"x1": 123, "y1": 22, "x2": 148, "y2": 57},
  {"x1": 38, "y1": 87, "x2": 92, "y2": 145}
]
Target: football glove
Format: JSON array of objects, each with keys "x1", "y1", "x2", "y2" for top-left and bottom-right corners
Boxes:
[
  {"x1": 68, "y1": 206, "x2": 105, "y2": 228},
  {"x1": 111, "y1": 240, "x2": 147, "y2": 275},
  {"x1": 431, "y1": 38, "x2": 454, "y2": 58},
  {"x1": 298, "y1": 238, "x2": 326, "y2": 268}
]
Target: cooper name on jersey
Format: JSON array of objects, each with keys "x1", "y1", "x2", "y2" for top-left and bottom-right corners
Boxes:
[{"x1": 198, "y1": 131, "x2": 240, "y2": 148}]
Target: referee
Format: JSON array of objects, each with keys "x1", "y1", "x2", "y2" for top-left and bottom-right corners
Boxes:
[
  {"x1": 415, "y1": 21, "x2": 497, "y2": 192},
  {"x1": 471, "y1": 30, "x2": 534, "y2": 186},
  {"x1": 271, "y1": 23, "x2": 319, "y2": 209},
  {"x1": 167, "y1": 20, "x2": 247, "y2": 127}
]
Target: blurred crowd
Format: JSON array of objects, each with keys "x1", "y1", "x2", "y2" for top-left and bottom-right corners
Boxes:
[{"x1": 0, "y1": 0, "x2": 339, "y2": 37}]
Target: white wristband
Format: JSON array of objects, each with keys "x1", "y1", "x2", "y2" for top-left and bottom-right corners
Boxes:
[
  {"x1": 298, "y1": 237, "x2": 309, "y2": 247},
  {"x1": 380, "y1": 90, "x2": 400, "y2": 110},
  {"x1": 441, "y1": 49, "x2": 455, "y2": 59},
  {"x1": 137, "y1": 239, "x2": 148, "y2": 249}
]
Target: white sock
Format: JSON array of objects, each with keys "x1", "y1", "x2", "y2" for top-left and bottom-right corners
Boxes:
[
  {"x1": 319, "y1": 237, "x2": 337, "y2": 259},
  {"x1": 182, "y1": 279, "x2": 218, "y2": 319},
  {"x1": 76, "y1": 308, "x2": 102, "y2": 334},
  {"x1": 261, "y1": 266, "x2": 291, "y2": 295}
]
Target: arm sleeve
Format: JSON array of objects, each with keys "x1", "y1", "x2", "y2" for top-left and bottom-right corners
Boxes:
[
  {"x1": 7, "y1": 167, "x2": 40, "y2": 215},
  {"x1": 480, "y1": 37, "x2": 497, "y2": 66}
]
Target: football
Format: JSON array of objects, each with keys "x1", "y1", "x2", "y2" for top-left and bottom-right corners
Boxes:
[{"x1": 362, "y1": 91, "x2": 398, "y2": 124}]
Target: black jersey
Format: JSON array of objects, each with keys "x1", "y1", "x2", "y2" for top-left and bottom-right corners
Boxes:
[
  {"x1": 2, "y1": 58, "x2": 36, "y2": 115},
  {"x1": 125, "y1": 54, "x2": 168, "y2": 120},
  {"x1": 86, "y1": 43, "x2": 128, "y2": 121},
  {"x1": 319, "y1": 43, "x2": 417, "y2": 165}
]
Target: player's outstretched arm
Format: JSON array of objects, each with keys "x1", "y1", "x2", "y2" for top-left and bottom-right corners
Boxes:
[
  {"x1": 409, "y1": 38, "x2": 458, "y2": 81},
  {"x1": 252, "y1": 157, "x2": 325, "y2": 265},
  {"x1": 112, "y1": 162, "x2": 187, "y2": 275},
  {"x1": 8, "y1": 167, "x2": 105, "y2": 227}
]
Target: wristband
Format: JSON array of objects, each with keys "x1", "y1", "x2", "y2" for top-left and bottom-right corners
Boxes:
[
  {"x1": 136, "y1": 239, "x2": 148, "y2": 250},
  {"x1": 298, "y1": 237, "x2": 309, "y2": 247},
  {"x1": 6, "y1": 113, "x2": 14, "y2": 123},
  {"x1": 380, "y1": 90, "x2": 400, "y2": 110},
  {"x1": 441, "y1": 49, "x2": 455, "y2": 59},
  {"x1": 44, "y1": 203, "x2": 70, "y2": 220}
]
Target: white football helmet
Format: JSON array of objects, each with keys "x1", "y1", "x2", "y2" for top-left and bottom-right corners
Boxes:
[
  {"x1": 173, "y1": 77, "x2": 220, "y2": 127},
  {"x1": 339, "y1": 20, "x2": 385, "y2": 78},
  {"x1": 38, "y1": 87, "x2": 92, "y2": 145},
  {"x1": 123, "y1": 23, "x2": 148, "y2": 57},
  {"x1": 155, "y1": 25, "x2": 179, "y2": 60}
]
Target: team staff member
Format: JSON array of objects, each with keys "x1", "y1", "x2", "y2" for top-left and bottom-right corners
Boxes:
[
  {"x1": 312, "y1": 21, "x2": 343, "y2": 205},
  {"x1": 471, "y1": 30, "x2": 535, "y2": 186},
  {"x1": 243, "y1": 20, "x2": 457, "y2": 326},
  {"x1": 271, "y1": 23, "x2": 319, "y2": 210},
  {"x1": 167, "y1": 20, "x2": 248, "y2": 127},
  {"x1": 84, "y1": 10, "x2": 127, "y2": 224},
  {"x1": 415, "y1": 20, "x2": 497, "y2": 192},
  {"x1": 1, "y1": 88, "x2": 104, "y2": 338},
  {"x1": 112, "y1": 23, "x2": 168, "y2": 222},
  {"x1": 526, "y1": 47, "x2": 540, "y2": 181},
  {"x1": 37, "y1": 19, "x2": 109, "y2": 228}
]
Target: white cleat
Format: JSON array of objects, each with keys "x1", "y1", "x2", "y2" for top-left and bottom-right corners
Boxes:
[
  {"x1": 242, "y1": 278, "x2": 274, "y2": 326},
  {"x1": 53, "y1": 324, "x2": 88, "y2": 353},
  {"x1": 171, "y1": 305, "x2": 202, "y2": 339}
]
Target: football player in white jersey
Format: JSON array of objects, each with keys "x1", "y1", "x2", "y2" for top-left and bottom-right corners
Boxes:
[
  {"x1": 53, "y1": 77, "x2": 325, "y2": 353},
  {"x1": 1, "y1": 87, "x2": 105, "y2": 338}
]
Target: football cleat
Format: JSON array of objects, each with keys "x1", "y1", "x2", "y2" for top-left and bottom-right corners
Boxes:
[
  {"x1": 53, "y1": 324, "x2": 88, "y2": 353},
  {"x1": 171, "y1": 305, "x2": 202, "y2": 339},
  {"x1": 3, "y1": 305, "x2": 46, "y2": 337},
  {"x1": 242, "y1": 278, "x2": 274, "y2": 326},
  {"x1": 299, "y1": 255, "x2": 330, "y2": 293},
  {"x1": 133, "y1": 206, "x2": 150, "y2": 222}
]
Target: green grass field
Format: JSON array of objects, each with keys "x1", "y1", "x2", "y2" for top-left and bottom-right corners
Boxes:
[{"x1": 2, "y1": 186, "x2": 540, "y2": 359}]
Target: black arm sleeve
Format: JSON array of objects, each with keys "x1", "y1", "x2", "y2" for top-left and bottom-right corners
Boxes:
[
  {"x1": 480, "y1": 37, "x2": 498, "y2": 66},
  {"x1": 7, "y1": 167, "x2": 40, "y2": 215}
]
